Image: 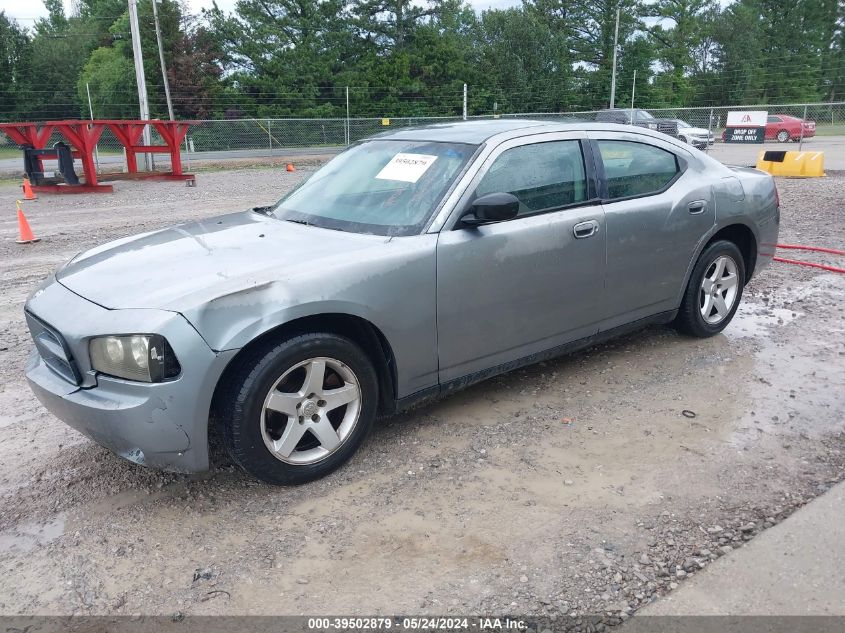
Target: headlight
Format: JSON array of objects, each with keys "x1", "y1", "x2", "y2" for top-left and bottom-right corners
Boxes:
[{"x1": 89, "y1": 334, "x2": 181, "y2": 382}]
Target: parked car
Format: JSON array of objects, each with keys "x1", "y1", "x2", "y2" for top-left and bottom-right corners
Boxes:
[
  {"x1": 766, "y1": 114, "x2": 816, "y2": 142},
  {"x1": 722, "y1": 114, "x2": 816, "y2": 143},
  {"x1": 673, "y1": 120, "x2": 715, "y2": 148},
  {"x1": 596, "y1": 108, "x2": 679, "y2": 137},
  {"x1": 25, "y1": 121, "x2": 779, "y2": 485}
]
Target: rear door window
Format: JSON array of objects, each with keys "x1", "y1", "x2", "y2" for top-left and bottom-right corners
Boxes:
[{"x1": 596, "y1": 140, "x2": 680, "y2": 200}]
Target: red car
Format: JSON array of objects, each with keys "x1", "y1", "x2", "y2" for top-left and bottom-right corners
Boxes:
[
  {"x1": 722, "y1": 114, "x2": 816, "y2": 143},
  {"x1": 765, "y1": 114, "x2": 815, "y2": 142}
]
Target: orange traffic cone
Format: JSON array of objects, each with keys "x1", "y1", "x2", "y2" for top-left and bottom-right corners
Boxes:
[
  {"x1": 22, "y1": 178, "x2": 37, "y2": 201},
  {"x1": 15, "y1": 200, "x2": 40, "y2": 244},
  {"x1": 286, "y1": 163, "x2": 295, "y2": 172}
]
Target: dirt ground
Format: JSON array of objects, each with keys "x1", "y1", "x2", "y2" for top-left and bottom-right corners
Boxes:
[{"x1": 0, "y1": 168, "x2": 843, "y2": 621}]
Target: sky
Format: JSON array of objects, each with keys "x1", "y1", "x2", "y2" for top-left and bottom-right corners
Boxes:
[{"x1": 0, "y1": 0, "x2": 522, "y2": 23}]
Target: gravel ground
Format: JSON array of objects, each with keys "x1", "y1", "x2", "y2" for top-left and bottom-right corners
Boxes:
[{"x1": 0, "y1": 168, "x2": 843, "y2": 624}]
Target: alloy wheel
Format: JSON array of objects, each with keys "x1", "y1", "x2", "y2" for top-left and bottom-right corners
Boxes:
[
  {"x1": 699, "y1": 255, "x2": 739, "y2": 325},
  {"x1": 260, "y1": 357, "x2": 362, "y2": 465}
]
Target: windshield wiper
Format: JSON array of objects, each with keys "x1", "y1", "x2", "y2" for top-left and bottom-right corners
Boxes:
[{"x1": 285, "y1": 218, "x2": 312, "y2": 226}]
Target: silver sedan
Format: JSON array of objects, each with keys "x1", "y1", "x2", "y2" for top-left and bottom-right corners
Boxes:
[{"x1": 24, "y1": 120, "x2": 779, "y2": 484}]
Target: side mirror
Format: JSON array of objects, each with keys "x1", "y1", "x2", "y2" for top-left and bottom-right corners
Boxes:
[{"x1": 460, "y1": 192, "x2": 519, "y2": 227}]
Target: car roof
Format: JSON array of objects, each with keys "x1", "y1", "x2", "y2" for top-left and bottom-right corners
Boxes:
[
  {"x1": 372, "y1": 119, "x2": 552, "y2": 144},
  {"x1": 372, "y1": 119, "x2": 671, "y2": 145}
]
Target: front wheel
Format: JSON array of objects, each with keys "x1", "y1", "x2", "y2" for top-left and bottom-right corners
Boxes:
[
  {"x1": 776, "y1": 130, "x2": 790, "y2": 143},
  {"x1": 219, "y1": 333, "x2": 378, "y2": 484},
  {"x1": 674, "y1": 240, "x2": 745, "y2": 338}
]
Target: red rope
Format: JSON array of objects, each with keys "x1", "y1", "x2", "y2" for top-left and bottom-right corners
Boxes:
[
  {"x1": 776, "y1": 243, "x2": 845, "y2": 257},
  {"x1": 773, "y1": 256, "x2": 845, "y2": 274}
]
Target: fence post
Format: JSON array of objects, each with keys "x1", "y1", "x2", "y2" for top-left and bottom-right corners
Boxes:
[
  {"x1": 85, "y1": 82, "x2": 101, "y2": 173},
  {"x1": 707, "y1": 108, "x2": 714, "y2": 154},
  {"x1": 463, "y1": 83, "x2": 467, "y2": 120},
  {"x1": 346, "y1": 86, "x2": 350, "y2": 146},
  {"x1": 268, "y1": 119, "x2": 273, "y2": 157},
  {"x1": 799, "y1": 104, "x2": 807, "y2": 150}
]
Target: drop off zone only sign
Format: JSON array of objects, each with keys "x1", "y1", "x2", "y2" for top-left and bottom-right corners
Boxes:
[{"x1": 724, "y1": 111, "x2": 767, "y2": 143}]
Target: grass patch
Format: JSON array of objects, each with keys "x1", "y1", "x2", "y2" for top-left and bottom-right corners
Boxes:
[{"x1": 814, "y1": 124, "x2": 845, "y2": 136}]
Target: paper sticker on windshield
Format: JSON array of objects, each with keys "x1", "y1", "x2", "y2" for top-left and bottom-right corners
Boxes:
[{"x1": 375, "y1": 153, "x2": 438, "y2": 183}]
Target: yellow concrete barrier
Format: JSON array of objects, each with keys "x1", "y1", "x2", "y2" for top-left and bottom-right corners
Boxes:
[{"x1": 755, "y1": 150, "x2": 825, "y2": 177}]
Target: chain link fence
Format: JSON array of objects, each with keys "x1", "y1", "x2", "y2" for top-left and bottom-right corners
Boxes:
[
  {"x1": 2, "y1": 101, "x2": 843, "y2": 169},
  {"x1": 168, "y1": 101, "x2": 845, "y2": 156}
]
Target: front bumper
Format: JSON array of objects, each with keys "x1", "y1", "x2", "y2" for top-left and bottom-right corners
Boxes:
[
  {"x1": 690, "y1": 136, "x2": 715, "y2": 147},
  {"x1": 24, "y1": 278, "x2": 237, "y2": 473}
]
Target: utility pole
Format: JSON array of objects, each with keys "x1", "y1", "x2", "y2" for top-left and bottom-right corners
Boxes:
[
  {"x1": 128, "y1": 0, "x2": 153, "y2": 170},
  {"x1": 463, "y1": 83, "x2": 467, "y2": 120},
  {"x1": 609, "y1": 7, "x2": 620, "y2": 109},
  {"x1": 345, "y1": 86, "x2": 350, "y2": 146},
  {"x1": 151, "y1": 0, "x2": 174, "y2": 121}
]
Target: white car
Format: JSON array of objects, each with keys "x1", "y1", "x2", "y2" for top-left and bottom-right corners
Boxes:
[{"x1": 674, "y1": 120, "x2": 715, "y2": 148}]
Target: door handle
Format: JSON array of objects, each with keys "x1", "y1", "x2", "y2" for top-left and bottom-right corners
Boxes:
[
  {"x1": 688, "y1": 200, "x2": 707, "y2": 214},
  {"x1": 573, "y1": 220, "x2": 599, "y2": 239}
]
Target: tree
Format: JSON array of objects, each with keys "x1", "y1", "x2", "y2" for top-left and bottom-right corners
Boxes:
[
  {"x1": 645, "y1": 0, "x2": 718, "y2": 106},
  {"x1": 709, "y1": 0, "x2": 765, "y2": 105},
  {"x1": 78, "y1": 45, "x2": 138, "y2": 119},
  {"x1": 709, "y1": 0, "x2": 835, "y2": 105},
  {"x1": 0, "y1": 12, "x2": 31, "y2": 121},
  {"x1": 474, "y1": 8, "x2": 569, "y2": 113},
  {"x1": 351, "y1": 1, "x2": 480, "y2": 117},
  {"x1": 167, "y1": 22, "x2": 225, "y2": 119},
  {"x1": 353, "y1": 0, "x2": 451, "y2": 49},
  {"x1": 559, "y1": 0, "x2": 644, "y2": 109},
  {"x1": 206, "y1": 0, "x2": 352, "y2": 116},
  {"x1": 823, "y1": 1, "x2": 845, "y2": 100},
  {"x1": 4, "y1": 0, "x2": 843, "y2": 124}
]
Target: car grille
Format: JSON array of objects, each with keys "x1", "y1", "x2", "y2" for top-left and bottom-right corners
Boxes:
[
  {"x1": 25, "y1": 311, "x2": 82, "y2": 385},
  {"x1": 656, "y1": 121, "x2": 679, "y2": 137}
]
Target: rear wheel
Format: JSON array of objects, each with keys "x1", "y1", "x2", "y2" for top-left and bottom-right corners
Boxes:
[
  {"x1": 219, "y1": 333, "x2": 378, "y2": 484},
  {"x1": 674, "y1": 240, "x2": 745, "y2": 338}
]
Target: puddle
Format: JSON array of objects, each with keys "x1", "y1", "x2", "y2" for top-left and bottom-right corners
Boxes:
[
  {"x1": 0, "y1": 513, "x2": 65, "y2": 554},
  {"x1": 725, "y1": 303, "x2": 800, "y2": 339}
]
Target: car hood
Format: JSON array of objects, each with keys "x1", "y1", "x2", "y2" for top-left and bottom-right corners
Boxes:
[
  {"x1": 56, "y1": 210, "x2": 390, "y2": 312},
  {"x1": 684, "y1": 126, "x2": 712, "y2": 136}
]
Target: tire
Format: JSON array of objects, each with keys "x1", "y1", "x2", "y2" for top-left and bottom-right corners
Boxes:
[
  {"x1": 218, "y1": 332, "x2": 378, "y2": 485},
  {"x1": 679, "y1": 135, "x2": 689, "y2": 144},
  {"x1": 674, "y1": 240, "x2": 745, "y2": 338},
  {"x1": 776, "y1": 130, "x2": 789, "y2": 143}
]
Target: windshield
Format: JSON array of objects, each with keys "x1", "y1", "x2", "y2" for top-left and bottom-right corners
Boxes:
[
  {"x1": 637, "y1": 110, "x2": 655, "y2": 120},
  {"x1": 273, "y1": 139, "x2": 477, "y2": 236},
  {"x1": 676, "y1": 120, "x2": 691, "y2": 128}
]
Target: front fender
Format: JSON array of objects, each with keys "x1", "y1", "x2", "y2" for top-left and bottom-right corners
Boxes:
[{"x1": 180, "y1": 234, "x2": 440, "y2": 399}]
